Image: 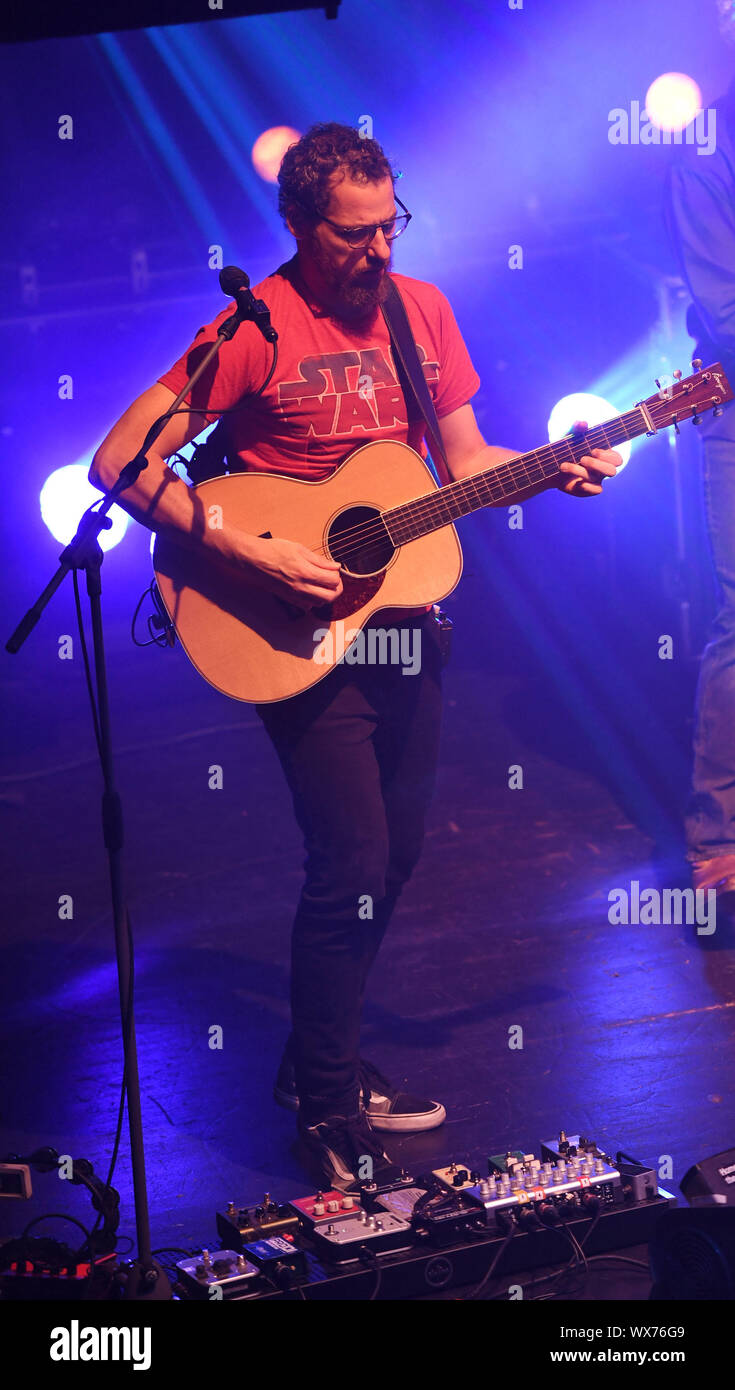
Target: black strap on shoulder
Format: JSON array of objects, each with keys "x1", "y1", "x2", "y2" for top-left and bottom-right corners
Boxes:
[
  {"x1": 185, "y1": 417, "x2": 230, "y2": 483},
  {"x1": 380, "y1": 275, "x2": 451, "y2": 485}
]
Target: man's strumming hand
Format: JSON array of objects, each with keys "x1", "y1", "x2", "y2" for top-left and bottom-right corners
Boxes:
[{"x1": 211, "y1": 529, "x2": 344, "y2": 610}]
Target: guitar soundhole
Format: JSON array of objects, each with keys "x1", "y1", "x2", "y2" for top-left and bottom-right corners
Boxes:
[{"x1": 327, "y1": 506, "x2": 395, "y2": 577}]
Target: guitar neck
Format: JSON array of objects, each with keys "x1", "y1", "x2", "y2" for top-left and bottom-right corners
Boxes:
[{"x1": 383, "y1": 406, "x2": 647, "y2": 543}]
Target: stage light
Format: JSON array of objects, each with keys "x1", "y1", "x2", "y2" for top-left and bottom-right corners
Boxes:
[
  {"x1": 40, "y1": 464, "x2": 130, "y2": 551},
  {"x1": 251, "y1": 125, "x2": 301, "y2": 183},
  {"x1": 547, "y1": 392, "x2": 631, "y2": 469},
  {"x1": 645, "y1": 73, "x2": 702, "y2": 133}
]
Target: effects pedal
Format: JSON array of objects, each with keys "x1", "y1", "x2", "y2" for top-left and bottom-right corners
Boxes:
[
  {"x1": 358, "y1": 1170, "x2": 416, "y2": 1205},
  {"x1": 432, "y1": 1161, "x2": 483, "y2": 1191},
  {"x1": 540, "y1": 1131, "x2": 658, "y2": 1203},
  {"x1": 216, "y1": 1192, "x2": 300, "y2": 1250},
  {"x1": 308, "y1": 1208, "x2": 413, "y2": 1262},
  {"x1": 404, "y1": 1182, "x2": 489, "y2": 1247},
  {"x1": 465, "y1": 1151, "x2": 622, "y2": 1230},
  {"x1": 175, "y1": 1248, "x2": 259, "y2": 1299},
  {"x1": 414, "y1": 1195, "x2": 487, "y2": 1247},
  {"x1": 369, "y1": 1185, "x2": 431, "y2": 1222},
  {"x1": 540, "y1": 1131, "x2": 611, "y2": 1164},
  {"x1": 488, "y1": 1149, "x2": 534, "y2": 1176},
  {"x1": 289, "y1": 1189, "x2": 361, "y2": 1225},
  {"x1": 240, "y1": 1234, "x2": 307, "y2": 1289}
]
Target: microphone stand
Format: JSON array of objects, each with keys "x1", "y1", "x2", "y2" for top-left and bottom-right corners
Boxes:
[{"x1": 5, "y1": 290, "x2": 264, "y2": 1300}]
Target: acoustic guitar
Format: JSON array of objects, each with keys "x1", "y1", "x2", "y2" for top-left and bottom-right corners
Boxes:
[{"x1": 153, "y1": 363, "x2": 732, "y2": 703}]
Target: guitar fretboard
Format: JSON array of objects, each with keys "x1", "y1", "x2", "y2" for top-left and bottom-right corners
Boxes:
[{"x1": 383, "y1": 406, "x2": 647, "y2": 543}]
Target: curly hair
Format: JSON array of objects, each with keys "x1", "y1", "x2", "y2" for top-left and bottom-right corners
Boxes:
[{"x1": 278, "y1": 122, "x2": 395, "y2": 229}]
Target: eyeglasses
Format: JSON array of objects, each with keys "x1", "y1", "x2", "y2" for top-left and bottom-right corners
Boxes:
[{"x1": 319, "y1": 195, "x2": 412, "y2": 249}]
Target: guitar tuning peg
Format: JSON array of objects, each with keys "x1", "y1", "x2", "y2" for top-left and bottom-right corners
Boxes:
[
  {"x1": 713, "y1": 407, "x2": 724, "y2": 418},
  {"x1": 655, "y1": 378, "x2": 661, "y2": 389},
  {"x1": 692, "y1": 413, "x2": 702, "y2": 425},
  {"x1": 692, "y1": 358, "x2": 702, "y2": 372},
  {"x1": 673, "y1": 369, "x2": 682, "y2": 380}
]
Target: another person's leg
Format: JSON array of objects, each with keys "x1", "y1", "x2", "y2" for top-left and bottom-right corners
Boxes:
[{"x1": 689, "y1": 407, "x2": 735, "y2": 886}]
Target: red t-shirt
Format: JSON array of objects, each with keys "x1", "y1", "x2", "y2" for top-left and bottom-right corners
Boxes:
[{"x1": 157, "y1": 257, "x2": 480, "y2": 482}]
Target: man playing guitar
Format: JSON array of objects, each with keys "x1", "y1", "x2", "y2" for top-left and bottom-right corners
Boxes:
[{"x1": 90, "y1": 123, "x2": 622, "y2": 1193}]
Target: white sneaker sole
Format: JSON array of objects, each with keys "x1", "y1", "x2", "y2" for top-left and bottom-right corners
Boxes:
[
  {"x1": 368, "y1": 1101, "x2": 447, "y2": 1133},
  {"x1": 275, "y1": 1084, "x2": 447, "y2": 1132}
]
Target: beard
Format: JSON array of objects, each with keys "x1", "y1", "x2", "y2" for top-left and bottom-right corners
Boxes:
[{"x1": 307, "y1": 234, "x2": 392, "y2": 321}]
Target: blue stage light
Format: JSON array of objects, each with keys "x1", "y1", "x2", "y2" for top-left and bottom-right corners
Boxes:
[
  {"x1": 40, "y1": 463, "x2": 130, "y2": 551},
  {"x1": 547, "y1": 392, "x2": 631, "y2": 469}
]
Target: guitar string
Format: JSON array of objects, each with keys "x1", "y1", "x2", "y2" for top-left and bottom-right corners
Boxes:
[
  {"x1": 317, "y1": 415, "x2": 643, "y2": 558},
  {"x1": 301, "y1": 412, "x2": 645, "y2": 564},
  {"x1": 308, "y1": 432, "x2": 609, "y2": 558},
  {"x1": 308, "y1": 441, "x2": 614, "y2": 560},
  {"x1": 306, "y1": 388, "x2": 699, "y2": 561}
]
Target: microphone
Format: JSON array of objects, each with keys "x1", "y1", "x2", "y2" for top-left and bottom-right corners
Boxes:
[
  {"x1": 219, "y1": 264, "x2": 251, "y2": 297},
  {"x1": 219, "y1": 265, "x2": 278, "y2": 342}
]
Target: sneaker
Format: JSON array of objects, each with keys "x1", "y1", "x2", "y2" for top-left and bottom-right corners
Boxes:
[
  {"x1": 274, "y1": 1052, "x2": 446, "y2": 1132},
  {"x1": 297, "y1": 1108, "x2": 403, "y2": 1194},
  {"x1": 355, "y1": 1059, "x2": 447, "y2": 1133}
]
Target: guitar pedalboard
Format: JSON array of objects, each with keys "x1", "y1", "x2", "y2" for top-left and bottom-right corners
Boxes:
[{"x1": 201, "y1": 1129, "x2": 673, "y2": 1300}]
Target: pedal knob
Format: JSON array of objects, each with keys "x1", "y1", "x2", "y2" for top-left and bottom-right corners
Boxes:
[
  {"x1": 327, "y1": 1200, "x2": 339, "y2": 1212},
  {"x1": 341, "y1": 1196, "x2": 354, "y2": 1209},
  {"x1": 313, "y1": 1200, "x2": 325, "y2": 1216}
]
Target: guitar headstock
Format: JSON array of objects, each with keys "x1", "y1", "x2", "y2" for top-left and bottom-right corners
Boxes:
[{"x1": 640, "y1": 361, "x2": 734, "y2": 433}]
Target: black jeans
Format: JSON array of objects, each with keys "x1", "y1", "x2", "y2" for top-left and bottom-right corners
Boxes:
[{"x1": 256, "y1": 613, "x2": 443, "y2": 1124}]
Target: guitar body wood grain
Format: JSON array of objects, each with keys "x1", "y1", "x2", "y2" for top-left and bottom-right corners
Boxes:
[{"x1": 153, "y1": 439, "x2": 463, "y2": 703}]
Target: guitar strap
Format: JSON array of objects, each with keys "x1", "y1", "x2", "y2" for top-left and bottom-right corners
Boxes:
[
  {"x1": 186, "y1": 416, "x2": 230, "y2": 484},
  {"x1": 380, "y1": 276, "x2": 451, "y2": 486}
]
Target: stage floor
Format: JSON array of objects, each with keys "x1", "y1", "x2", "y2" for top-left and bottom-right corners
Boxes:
[{"x1": 2, "y1": 600, "x2": 734, "y2": 1299}]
